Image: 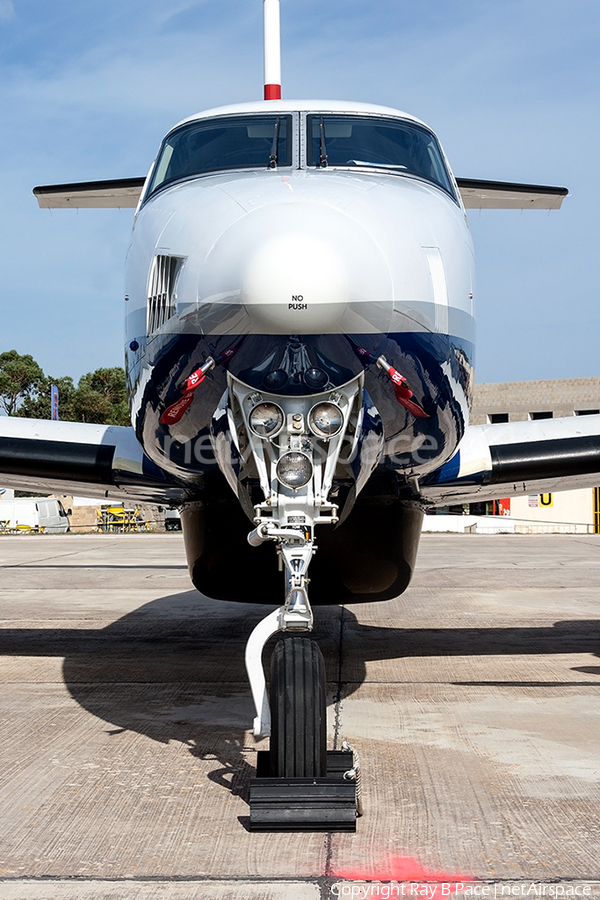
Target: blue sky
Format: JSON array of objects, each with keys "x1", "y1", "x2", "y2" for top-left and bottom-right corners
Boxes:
[{"x1": 0, "y1": 0, "x2": 599, "y2": 384}]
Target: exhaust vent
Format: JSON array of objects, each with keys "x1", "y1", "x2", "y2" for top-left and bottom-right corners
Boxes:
[{"x1": 147, "y1": 255, "x2": 183, "y2": 334}]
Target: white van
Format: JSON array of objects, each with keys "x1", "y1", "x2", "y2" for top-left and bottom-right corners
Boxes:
[{"x1": 0, "y1": 497, "x2": 70, "y2": 534}]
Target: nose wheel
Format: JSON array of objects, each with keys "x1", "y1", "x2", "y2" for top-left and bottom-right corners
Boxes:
[
  {"x1": 269, "y1": 636, "x2": 327, "y2": 778},
  {"x1": 246, "y1": 613, "x2": 358, "y2": 831}
]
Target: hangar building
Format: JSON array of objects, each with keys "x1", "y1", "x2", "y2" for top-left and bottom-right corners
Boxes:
[{"x1": 465, "y1": 376, "x2": 600, "y2": 533}]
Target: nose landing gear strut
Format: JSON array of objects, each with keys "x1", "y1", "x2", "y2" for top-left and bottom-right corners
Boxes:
[{"x1": 244, "y1": 527, "x2": 358, "y2": 831}]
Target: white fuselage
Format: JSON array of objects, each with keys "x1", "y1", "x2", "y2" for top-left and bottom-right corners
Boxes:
[{"x1": 124, "y1": 101, "x2": 475, "y2": 490}]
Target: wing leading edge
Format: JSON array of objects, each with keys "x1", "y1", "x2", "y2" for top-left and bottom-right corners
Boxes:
[
  {"x1": 0, "y1": 417, "x2": 187, "y2": 504},
  {"x1": 420, "y1": 416, "x2": 600, "y2": 506}
]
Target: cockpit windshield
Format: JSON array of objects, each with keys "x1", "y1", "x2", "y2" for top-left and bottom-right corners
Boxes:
[
  {"x1": 307, "y1": 115, "x2": 455, "y2": 196},
  {"x1": 147, "y1": 115, "x2": 292, "y2": 195}
]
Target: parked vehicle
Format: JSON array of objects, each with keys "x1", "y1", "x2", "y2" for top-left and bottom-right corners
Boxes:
[
  {"x1": 0, "y1": 498, "x2": 69, "y2": 534},
  {"x1": 164, "y1": 508, "x2": 182, "y2": 531}
]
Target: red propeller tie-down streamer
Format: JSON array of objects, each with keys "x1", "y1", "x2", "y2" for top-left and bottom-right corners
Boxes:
[
  {"x1": 159, "y1": 357, "x2": 216, "y2": 425},
  {"x1": 160, "y1": 344, "x2": 244, "y2": 426},
  {"x1": 376, "y1": 355, "x2": 429, "y2": 418}
]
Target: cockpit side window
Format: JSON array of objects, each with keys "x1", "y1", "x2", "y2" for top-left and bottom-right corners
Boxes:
[
  {"x1": 147, "y1": 115, "x2": 293, "y2": 197},
  {"x1": 307, "y1": 115, "x2": 456, "y2": 197}
]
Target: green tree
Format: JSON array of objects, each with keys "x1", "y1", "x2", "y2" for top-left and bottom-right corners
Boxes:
[
  {"x1": 1, "y1": 353, "x2": 130, "y2": 426},
  {"x1": 18, "y1": 375, "x2": 76, "y2": 420},
  {"x1": 0, "y1": 350, "x2": 45, "y2": 416},
  {"x1": 73, "y1": 367, "x2": 130, "y2": 426}
]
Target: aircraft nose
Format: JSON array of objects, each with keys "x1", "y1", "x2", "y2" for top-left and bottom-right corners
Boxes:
[
  {"x1": 197, "y1": 200, "x2": 394, "y2": 335},
  {"x1": 242, "y1": 230, "x2": 349, "y2": 331}
]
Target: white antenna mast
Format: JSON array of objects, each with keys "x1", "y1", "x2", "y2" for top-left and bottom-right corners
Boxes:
[{"x1": 263, "y1": 0, "x2": 281, "y2": 99}]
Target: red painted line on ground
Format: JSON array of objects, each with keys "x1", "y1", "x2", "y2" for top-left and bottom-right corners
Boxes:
[{"x1": 334, "y1": 855, "x2": 474, "y2": 896}]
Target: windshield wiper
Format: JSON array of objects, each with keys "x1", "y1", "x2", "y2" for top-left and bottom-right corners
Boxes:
[
  {"x1": 346, "y1": 160, "x2": 407, "y2": 169},
  {"x1": 269, "y1": 117, "x2": 281, "y2": 168},
  {"x1": 318, "y1": 117, "x2": 328, "y2": 167}
]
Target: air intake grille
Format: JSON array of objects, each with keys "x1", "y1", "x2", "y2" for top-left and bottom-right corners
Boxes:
[{"x1": 147, "y1": 255, "x2": 182, "y2": 334}]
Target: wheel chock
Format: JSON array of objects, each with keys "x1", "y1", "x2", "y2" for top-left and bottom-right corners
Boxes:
[{"x1": 248, "y1": 750, "x2": 357, "y2": 831}]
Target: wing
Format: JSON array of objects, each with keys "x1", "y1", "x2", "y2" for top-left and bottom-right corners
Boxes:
[
  {"x1": 420, "y1": 415, "x2": 600, "y2": 506},
  {"x1": 455, "y1": 178, "x2": 568, "y2": 210},
  {"x1": 33, "y1": 178, "x2": 146, "y2": 209},
  {"x1": 0, "y1": 417, "x2": 187, "y2": 504}
]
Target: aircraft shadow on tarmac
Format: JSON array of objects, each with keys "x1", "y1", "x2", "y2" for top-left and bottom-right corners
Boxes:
[{"x1": 1, "y1": 590, "x2": 600, "y2": 803}]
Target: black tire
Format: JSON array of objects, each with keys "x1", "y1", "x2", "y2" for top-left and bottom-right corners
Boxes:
[{"x1": 269, "y1": 635, "x2": 327, "y2": 778}]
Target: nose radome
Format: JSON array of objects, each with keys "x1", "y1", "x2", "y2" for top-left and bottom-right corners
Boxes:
[
  {"x1": 196, "y1": 200, "x2": 394, "y2": 336},
  {"x1": 242, "y1": 231, "x2": 349, "y2": 332}
]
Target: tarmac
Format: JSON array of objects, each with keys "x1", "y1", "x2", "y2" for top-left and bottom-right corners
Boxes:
[{"x1": 0, "y1": 532, "x2": 599, "y2": 899}]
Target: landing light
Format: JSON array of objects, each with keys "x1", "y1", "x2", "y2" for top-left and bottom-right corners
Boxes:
[
  {"x1": 263, "y1": 369, "x2": 288, "y2": 390},
  {"x1": 276, "y1": 452, "x2": 313, "y2": 489},
  {"x1": 308, "y1": 402, "x2": 343, "y2": 438},
  {"x1": 249, "y1": 402, "x2": 284, "y2": 438},
  {"x1": 304, "y1": 367, "x2": 327, "y2": 390}
]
